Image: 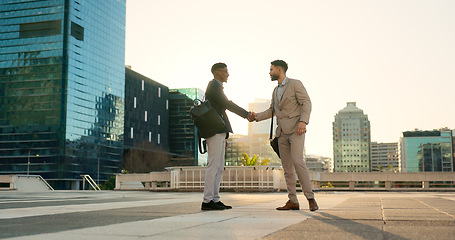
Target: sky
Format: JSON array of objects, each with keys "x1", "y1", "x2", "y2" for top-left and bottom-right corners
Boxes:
[{"x1": 125, "y1": 0, "x2": 455, "y2": 158}]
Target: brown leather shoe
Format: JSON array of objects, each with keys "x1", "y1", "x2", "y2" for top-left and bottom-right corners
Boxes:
[
  {"x1": 308, "y1": 199, "x2": 319, "y2": 211},
  {"x1": 276, "y1": 200, "x2": 299, "y2": 210}
]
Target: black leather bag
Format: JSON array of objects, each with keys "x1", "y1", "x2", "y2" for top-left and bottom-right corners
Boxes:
[
  {"x1": 190, "y1": 99, "x2": 225, "y2": 139},
  {"x1": 270, "y1": 136, "x2": 280, "y2": 158}
]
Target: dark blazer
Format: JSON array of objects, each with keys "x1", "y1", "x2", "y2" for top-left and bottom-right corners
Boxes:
[{"x1": 205, "y1": 79, "x2": 248, "y2": 135}]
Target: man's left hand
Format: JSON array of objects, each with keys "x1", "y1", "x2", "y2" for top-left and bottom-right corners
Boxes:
[{"x1": 297, "y1": 122, "x2": 307, "y2": 136}]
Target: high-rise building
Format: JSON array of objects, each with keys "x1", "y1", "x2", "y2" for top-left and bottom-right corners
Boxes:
[
  {"x1": 399, "y1": 129, "x2": 453, "y2": 172},
  {"x1": 0, "y1": 0, "x2": 126, "y2": 189},
  {"x1": 370, "y1": 142, "x2": 399, "y2": 172},
  {"x1": 332, "y1": 102, "x2": 371, "y2": 172},
  {"x1": 168, "y1": 88, "x2": 206, "y2": 166},
  {"x1": 123, "y1": 67, "x2": 169, "y2": 172}
]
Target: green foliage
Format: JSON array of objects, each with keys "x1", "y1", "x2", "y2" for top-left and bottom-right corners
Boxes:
[
  {"x1": 99, "y1": 176, "x2": 115, "y2": 190},
  {"x1": 322, "y1": 181, "x2": 334, "y2": 188},
  {"x1": 241, "y1": 153, "x2": 270, "y2": 166}
]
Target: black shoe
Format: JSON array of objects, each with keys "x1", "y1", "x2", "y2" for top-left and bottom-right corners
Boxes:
[
  {"x1": 216, "y1": 201, "x2": 232, "y2": 209},
  {"x1": 201, "y1": 200, "x2": 225, "y2": 210}
]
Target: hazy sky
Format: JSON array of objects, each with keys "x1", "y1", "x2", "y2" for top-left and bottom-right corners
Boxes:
[{"x1": 125, "y1": 0, "x2": 455, "y2": 158}]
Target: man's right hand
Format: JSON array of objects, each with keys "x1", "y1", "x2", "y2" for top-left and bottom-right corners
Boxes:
[{"x1": 247, "y1": 112, "x2": 257, "y2": 122}]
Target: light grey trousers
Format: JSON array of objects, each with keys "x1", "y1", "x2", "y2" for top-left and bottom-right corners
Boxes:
[
  {"x1": 278, "y1": 132, "x2": 314, "y2": 203},
  {"x1": 203, "y1": 133, "x2": 226, "y2": 203}
]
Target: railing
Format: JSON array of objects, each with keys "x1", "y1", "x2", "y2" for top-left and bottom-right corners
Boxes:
[
  {"x1": 316, "y1": 172, "x2": 455, "y2": 191},
  {"x1": 167, "y1": 166, "x2": 281, "y2": 191},
  {"x1": 81, "y1": 175, "x2": 101, "y2": 191},
  {"x1": 38, "y1": 175, "x2": 54, "y2": 191},
  {"x1": 115, "y1": 168, "x2": 455, "y2": 192}
]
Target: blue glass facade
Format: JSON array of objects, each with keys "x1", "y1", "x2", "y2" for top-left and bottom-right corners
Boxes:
[
  {"x1": 0, "y1": 0, "x2": 126, "y2": 189},
  {"x1": 400, "y1": 130, "x2": 453, "y2": 172},
  {"x1": 168, "y1": 88, "x2": 205, "y2": 166}
]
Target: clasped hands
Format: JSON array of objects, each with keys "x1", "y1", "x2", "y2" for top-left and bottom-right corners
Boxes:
[{"x1": 247, "y1": 112, "x2": 257, "y2": 122}]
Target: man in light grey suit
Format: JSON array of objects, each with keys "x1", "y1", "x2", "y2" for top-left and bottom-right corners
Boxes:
[{"x1": 251, "y1": 60, "x2": 318, "y2": 211}]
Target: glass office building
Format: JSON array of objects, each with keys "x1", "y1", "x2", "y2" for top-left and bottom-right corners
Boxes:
[
  {"x1": 332, "y1": 102, "x2": 371, "y2": 172},
  {"x1": 168, "y1": 88, "x2": 206, "y2": 166},
  {"x1": 0, "y1": 0, "x2": 126, "y2": 189},
  {"x1": 399, "y1": 129, "x2": 453, "y2": 172},
  {"x1": 123, "y1": 67, "x2": 169, "y2": 172}
]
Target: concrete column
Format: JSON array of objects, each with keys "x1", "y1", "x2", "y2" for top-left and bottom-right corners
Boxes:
[
  {"x1": 115, "y1": 174, "x2": 121, "y2": 190},
  {"x1": 385, "y1": 181, "x2": 391, "y2": 190},
  {"x1": 422, "y1": 181, "x2": 429, "y2": 189}
]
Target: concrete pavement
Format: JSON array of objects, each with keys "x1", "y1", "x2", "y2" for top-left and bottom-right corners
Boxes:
[{"x1": 0, "y1": 191, "x2": 454, "y2": 239}]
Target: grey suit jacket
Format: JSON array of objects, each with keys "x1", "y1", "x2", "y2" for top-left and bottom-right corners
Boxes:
[{"x1": 257, "y1": 78, "x2": 311, "y2": 137}]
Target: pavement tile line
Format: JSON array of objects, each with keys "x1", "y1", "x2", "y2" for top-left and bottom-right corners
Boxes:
[
  {"x1": 3, "y1": 198, "x2": 314, "y2": 240},
  {"x1": 413, "y1": 198, "x2": 455, "y2": 220},
  {"x1": 379, "y1": 194, "x2": 387, "y2": 225},
  {"x1": 6, "y1": 192, "x2": 455, "y2": 240},
  {"x1": 1, "y1": 193, "x2": 353, "y2": 240},
  {"x1": 0, "y1": 196, "x2": 202, "y2": 220}
]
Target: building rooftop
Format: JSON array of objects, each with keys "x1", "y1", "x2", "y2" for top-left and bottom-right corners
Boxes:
[{"x1": 337, "y1": 102, "x2": 364, "y2": 115}]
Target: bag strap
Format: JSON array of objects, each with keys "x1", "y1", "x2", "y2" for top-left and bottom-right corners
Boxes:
[
  {"x1": 269, "y1": 92, "x2": 275, "y2": 140},
  {"x1": 198, "y1": 132, "x2": 207, "y2": 154}
]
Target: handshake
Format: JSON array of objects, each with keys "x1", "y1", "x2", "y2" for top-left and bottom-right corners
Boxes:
[{"x1": 247, "y1": 112, "x2": 257, "y2": 122}]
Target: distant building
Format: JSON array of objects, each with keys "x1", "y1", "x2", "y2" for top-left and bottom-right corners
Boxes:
[
  {"x1": 123, "y1": 67, "x2": 169, "y2": 172},
  {"x1": 0, "y1": 1, "x2": 126, "y2": 189},
  {"x1": 370, "y1": 142, "x2": 399, "y2": 172},
  {"x1": 247, "y1": 99, "x2": 280, "y2": 166},
  {"x1": 399, "y1": 129, "x2": 453, "y2": 172},
  {"x1": 226, "y1": 134, "x2": 250, "y2": 166},
  {"x1": 333, "y1": 102, "x2": 371, "y2": 172},
  {"x1": 168, "y1": 88, "x2": 206, "y2": 166},
  {"x1": 305, "y1": 155, "x2": 332, "y2": 172}
]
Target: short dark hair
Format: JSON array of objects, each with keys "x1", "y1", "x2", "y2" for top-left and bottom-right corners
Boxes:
[
  {"x1": 211, "y1": 62, "x2": 227, "y2": 74},
  {"x1": 271, "y1": 60, "x2": 288, "y2": 72}
]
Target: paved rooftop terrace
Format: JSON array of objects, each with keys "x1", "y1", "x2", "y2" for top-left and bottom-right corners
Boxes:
[{"x1": 1, "y1": 191, "x2": 454, "y2": 239}]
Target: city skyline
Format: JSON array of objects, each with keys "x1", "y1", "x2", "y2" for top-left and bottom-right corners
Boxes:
[{"x1": 125, "y1": 0, "x2": 455, "y2": 158}]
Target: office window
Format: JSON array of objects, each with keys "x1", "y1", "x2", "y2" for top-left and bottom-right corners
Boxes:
[
  {"x1": 71, "y1": 21, "x2": 84, "y2": 41},
  {"x1": 20, "y1": 20, "x2": 62, "y2": 38}
]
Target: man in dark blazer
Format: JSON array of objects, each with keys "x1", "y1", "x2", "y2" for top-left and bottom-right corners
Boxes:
[
  {"x1": 253, "y1": 60, "x2": 318, "y2": 211},
  {"x1": 201, "y1": 62, "x2": 254, "y2": 210}
]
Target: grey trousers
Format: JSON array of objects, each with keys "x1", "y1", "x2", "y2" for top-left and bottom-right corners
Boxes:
[
  {"x1": 203, "y1": 133, "x2": 226, "y2": 203},
  {"x1": 278, "y1": 132, "x2": 314, "y2": 203}
]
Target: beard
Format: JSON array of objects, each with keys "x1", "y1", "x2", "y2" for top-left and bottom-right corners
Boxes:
[{"x1": 270, "y1": 73, "x2": 279, "y2": 81}]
